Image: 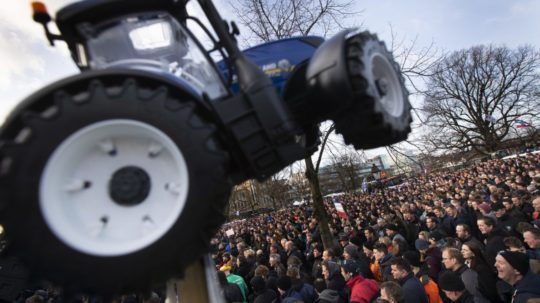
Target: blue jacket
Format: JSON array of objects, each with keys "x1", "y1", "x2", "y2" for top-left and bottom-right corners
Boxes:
[
  {"x1": 512, "y1": 272, "x2": 540, "y2": 303},
  {"x1": 399, "y1": 273, "x2": 428, "y2": 303}
]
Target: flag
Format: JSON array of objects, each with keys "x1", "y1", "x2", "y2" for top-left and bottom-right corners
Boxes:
[
  {"x1": 361, "y1": 177, "x2": 368, "y2": 193},
  {"x1": 516, "y1": 119, "x2": 530, "y2": 128},
  {"x1": 333, "y1": 202, "x2": 348, "y2": 219}
]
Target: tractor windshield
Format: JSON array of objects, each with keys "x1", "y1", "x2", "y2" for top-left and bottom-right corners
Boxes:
[{"x1": 84, "y1": 12, "x2": 227, "y2": 99}]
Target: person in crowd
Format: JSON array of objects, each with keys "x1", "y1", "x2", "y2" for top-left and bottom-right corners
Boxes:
[
  {"x1": 364, "y1": 227, "x2": 379, "y2": 247},
  {"x1": 218, "y1": 270, "x2": 245, "y2": 303},
  {"x1": 476, "y1": 216, "x2": 507, "y2": 267},
  {"x1": 363, "y1": 242, "x2": 381, "y2": 281},
  {"x1": 402, "y1": 251, "x2": 442, "y2": 303},
  {"x1": 221, "y1": 264, "x2": 249, "y2": 303},
  {"x1": 321, "y1": 260, "x2": 347, "y2": 301},
  {"x1": 437, "y1": 271, "x2": 474, "y2": 303},
  {"x1": 523, "y1": 228, "x2": 540, "y2": 259},
  {"x1": 390, "y1": 258, "x2": 428, "y2": 303},
  {"x1": 441, "y1": 247, "x2": 491, "y2": 303},
  {"x1": 455, "y1": 224, "x2": 483, "y2": 249},
  {"x1": 286, "y1": 266, "x2": 315, "y2": 303},
  {"x1": 311, "y1": 244, "x2": 324, "y2": 280},
  {"x1": 491, "y1": 202, "x2": 521, "y2": 236},
  {"x1": 460, "y1": 241, "x2": 501, "y2": 302},
  {"x1": 415, "y1": 238, "x2": 441, "y2": 281},
  {"x1": 269, "y1": 253, "x2": 287, "y2": 278},
  {"x1": 495, "y1": 250, "x2": 540, "y2": 303},
  {"x1": 250, "y1": 276, "x2": 277, "y2": 303},
  {"x1": 316, "y1": 289, "x2": 342, "y2": 303},
  {"x1": 341, "y1": 260, "x2": 380, "y2": 303},
  {"x1": 373, "y1": 242, "x2": 393, "y2": 282},
  {"x1": 323, "y1": 248, "x2": 337, "y2": 263},
  {"x1": 379, "y1": 281, "x2": 403, "y2": 303}
]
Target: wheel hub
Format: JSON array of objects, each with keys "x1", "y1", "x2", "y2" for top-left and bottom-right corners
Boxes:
[
  {"x1": 109, "y1": 166, "x2": 151, "y2": 206},
  {"x1": 40, "y1": 119, "x2": 190, "y2": 257}
]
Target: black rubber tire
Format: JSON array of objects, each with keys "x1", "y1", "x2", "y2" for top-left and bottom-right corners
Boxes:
[
  {"x1": 0, "y1": 74, "x2": 232, "y2": 296},
  {"x1": 334, "y1": 31, "x2": 412, "y2": 149}
]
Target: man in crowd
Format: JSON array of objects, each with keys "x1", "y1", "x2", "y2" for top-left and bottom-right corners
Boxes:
[
  {"x1": 477, "y1": 216, "x2": 507, "y2": 266},
  {"x1": 441, "y1": 247, "x2": 488, "y2": 302},
  {"x1": 523, "y1": 228, "x2": 540, "y2": 260},
  {"x1": 455, "y1": 224, "x2": 483, "y2": 249},
  {"x1": 415, "y1": 238, "x2": 441, "y2": 282},
  {"x1": 341, "y1": 260, "x2": 379, "y2": 303},
  {"x1": 220, "y1": 264, "x2": 248, "y2": 303},
  {"x1": 438, "y1": 271, "x2": 474, "y2": 303},
  {"x1": 390, "y1": 258, "x2": 428, "y2": 303},
  {"x1": 495, "y1": 250, "x2": 540, "y2": 303},
  {"x1": 379, "y1": 281, "x2": 404, "y2": 303}
]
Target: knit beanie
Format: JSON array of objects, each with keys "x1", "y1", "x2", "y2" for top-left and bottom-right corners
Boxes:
[
  {"x1": 344, "y1": 244, "x2": 359, "y2": 259},
  {"x1": 498, "y1": 251, "x2": 530, "y2": 275},
  {"x1": 277, "y1": 276, "x2": 292, "y2": 291},
  {"x1": 317, "y1": 289, "x2": 340, "y2": 303},
  {"x1": 438, "y1": 271, "x2": 465, "y2": 291}
]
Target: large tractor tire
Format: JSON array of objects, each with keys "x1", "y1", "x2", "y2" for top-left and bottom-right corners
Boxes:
[
  {"x1": 334, "y1": 32, "x2": 412, "y2": 149},
  {"x1": 0, "y1": 73, "x2": 232, "y2": 296}
]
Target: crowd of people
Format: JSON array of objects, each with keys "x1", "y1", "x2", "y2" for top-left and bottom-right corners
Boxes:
[{"x1": 212, "y1": 152, "x2": 540, "y2": 303}]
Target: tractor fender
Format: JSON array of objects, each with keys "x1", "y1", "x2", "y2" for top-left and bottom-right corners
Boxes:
[
  {"x1": 2, "y1": 68, "x2": 215, "y2": 134},
  {"x1": 305, "y1": 29, "x2": 355, "y2": 115}
]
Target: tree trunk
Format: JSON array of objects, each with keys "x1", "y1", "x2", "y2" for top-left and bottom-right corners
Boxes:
[{"x1": 305, "y1": 156, "x2": 334, "y2": 250}]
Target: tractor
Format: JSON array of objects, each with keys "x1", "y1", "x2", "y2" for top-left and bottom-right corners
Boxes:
[{"x1": 0, "y1": 0, "x2": 411, "y2": 299}]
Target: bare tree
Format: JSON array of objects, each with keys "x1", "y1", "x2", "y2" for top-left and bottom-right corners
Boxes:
[
  {"x1": 422, "y1": 45, "x2": 540, "y2": 155},
  {"x1": 226, "y1": 0, "x2": 361, "y2": 249},
  {"x1": 229, "y1": 0, "x2": 358, "y2": 45}
]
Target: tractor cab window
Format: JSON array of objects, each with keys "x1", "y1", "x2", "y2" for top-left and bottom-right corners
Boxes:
[{"x1": 83, "y1": 12, "x2": 227, "y2": 99}]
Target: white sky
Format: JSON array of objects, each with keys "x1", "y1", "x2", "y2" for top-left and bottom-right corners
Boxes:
[{"x1": 1, "y1": 0, "x2": 539, "y2": 158}]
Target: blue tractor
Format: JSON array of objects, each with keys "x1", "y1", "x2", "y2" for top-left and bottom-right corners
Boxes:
[{"x1": 0, "y1": 0, "x2": 411, "y2": 297}]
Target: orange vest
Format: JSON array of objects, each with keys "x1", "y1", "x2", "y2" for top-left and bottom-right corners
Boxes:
[
  {"x1": 420, "y1": 275, "x2": 443, "y2": 303},
  {"x1": 370, "y1": 260, "x2": 382, "y2": 282}
]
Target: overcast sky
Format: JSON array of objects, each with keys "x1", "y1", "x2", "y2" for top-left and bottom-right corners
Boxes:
[{"x1": 1, "y1": 0, "x2": 539, "y2": 156}]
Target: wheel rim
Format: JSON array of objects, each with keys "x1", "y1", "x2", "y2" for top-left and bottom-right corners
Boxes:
[
  {"x1": 370, "y1": 52, "x2": 404, "y2": 118},
  {"x1": 40, "y1": 119, "x2": 189, "y2": 257}
]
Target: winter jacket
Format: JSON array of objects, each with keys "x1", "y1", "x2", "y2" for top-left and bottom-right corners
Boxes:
[
  {"x1": 345, "y1": 275, "x2": 380, "y2": 303},
  {"x1": 471, "y1": 262, "x2": 502, "y2": 303},
  {"x1": 289, "y1": 279, "x2": 315, "y2": 303},
  {"x1": 483, "y1": 228, "x2": 507, "y2": 267},
  {"x1": 423, "y1": 247, "x2": 442, "y2": 282},
  {"x1": 454, "y1": 265, "x2": 489, "y2": 303},
  {"x1": 512, "y1": 272, "x2": 540, "y2": 303},
  {"x1": 452, "y1": 290, "x2": 475, "y2": 303},
  {"x1": 378, "y1": 254, "x2": 394, "y2": 282},
  {"x1": 227, "y1": 274, "x2": 249, "y2": 303},
  {"x1": 398, "y1": 273, "x2": 428, "y2": 303},
  {"x1": 253, "y1": 289, "x2": 278, "y2": 303}
]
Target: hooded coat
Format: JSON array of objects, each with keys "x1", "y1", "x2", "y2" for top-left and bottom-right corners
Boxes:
[{"x1": 512, "y1": 272, "x2": 540, "y2": 303}]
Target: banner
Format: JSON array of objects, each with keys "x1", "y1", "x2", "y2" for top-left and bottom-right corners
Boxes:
[
  {"x1": 516, "y1": 119, "x2": 530, "y2": 128},
  {"x1": 333, "y1": 202, "x2": 348, "y2": 219}
]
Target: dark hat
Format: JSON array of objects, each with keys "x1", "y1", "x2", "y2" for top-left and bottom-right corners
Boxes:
[
  {"x1": 341, "y1": 260, "x2": 360, "y2": 275},
  {"x1": 415, "y1": 239, "x2": 429, "y2": 251},
  {"x1": 429, "y1": 231, "x2": 444, "y2": 242},
  {"x1": 363, "y1": 242, "x2": 374, "y2": 251},
  {"x1": 317, "y1": 289, "x2": 340, "y2": 303},
  {"x1": 438, "y1": 271, "x2": 465, "y2": 291},
  {"x1": 250, "y1": 276, "x2": 266, "y2": 293},
  {"x1": 338, "y1": 233, "x2": 348, "y2": 241},
  {"x1": 343, "y1": 244, "x2": 359, "y2": 259},
  {"x1": 477, "y1": 202, "x2": 491, "y2": 213},
  {"x1": 402, "y1": 251, "x2": 421, "y2": 268},
  {"x1": 492, "y1": 202, "x2": 505, "y2": 211},
  {"x1": 385, "y1": 224, "x2": 399, "y2": 231},
  {"x1": 498, "y1": 251, "x2": 530, "y2": 275},
  {"x1": 277, "y1": 276, "x2": 292, "y2": 291}
]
